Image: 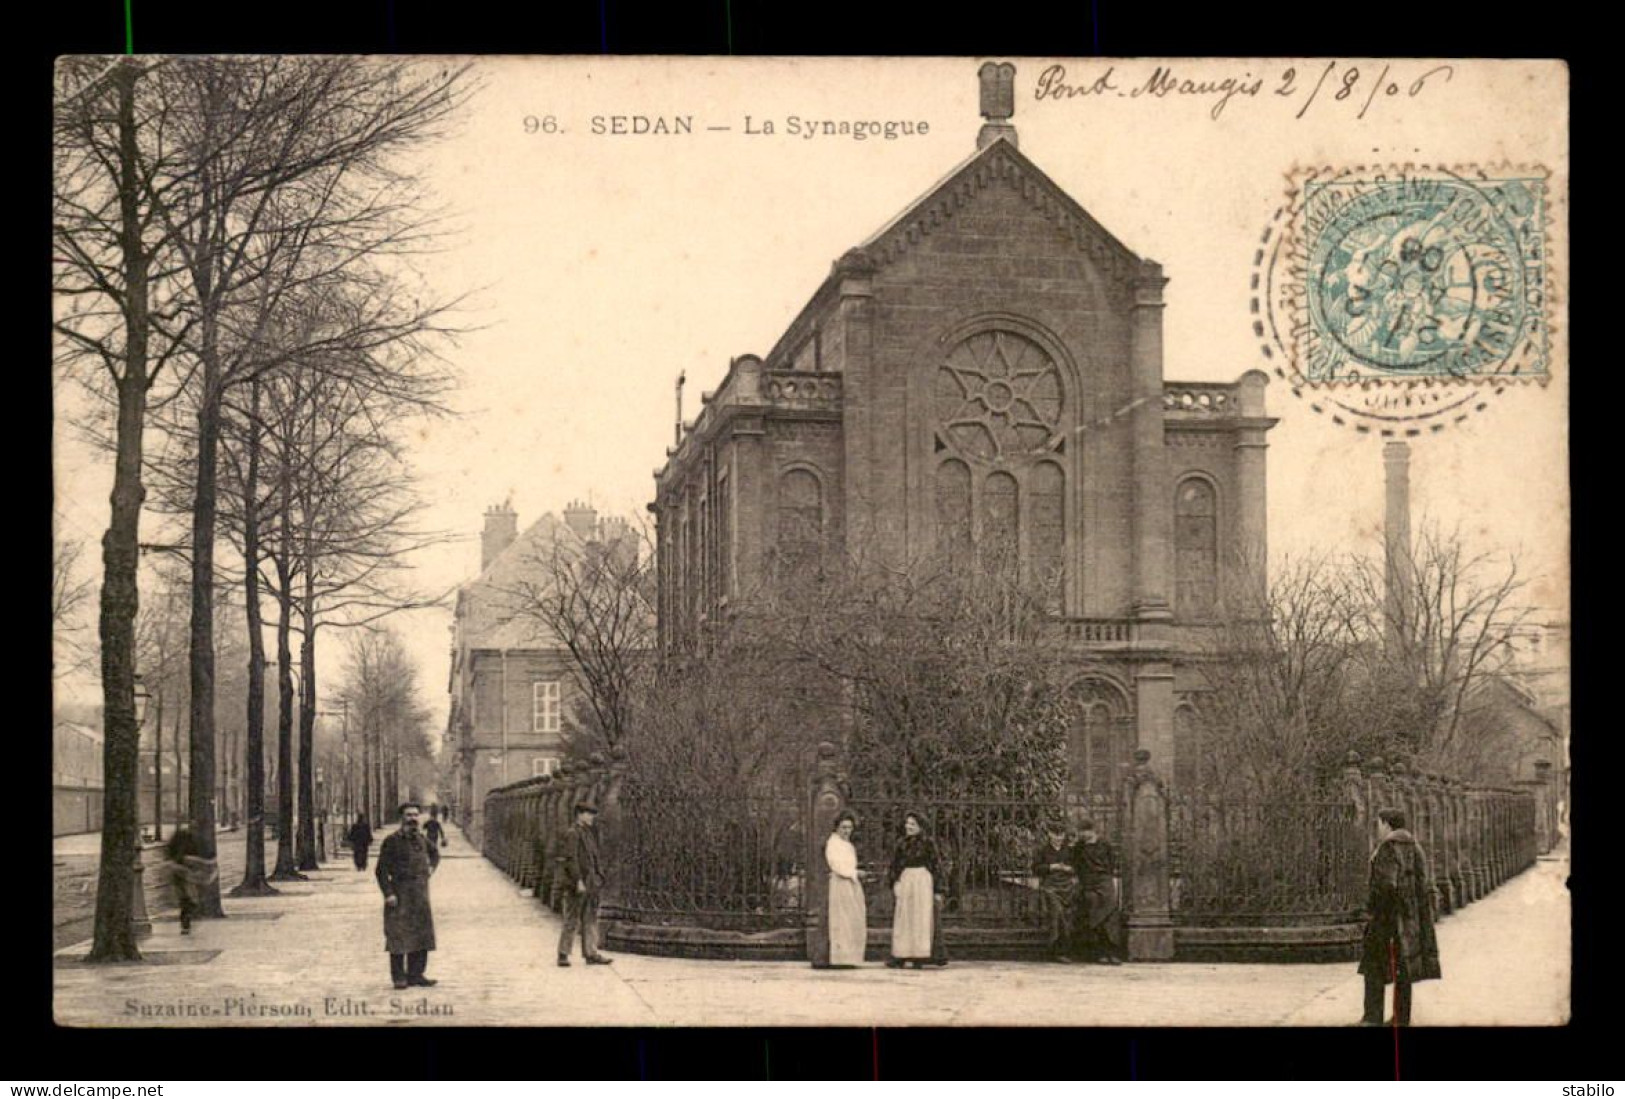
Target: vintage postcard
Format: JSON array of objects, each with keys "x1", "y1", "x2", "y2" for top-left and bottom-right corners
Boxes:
[{"x1": 51, "y1": 56, "x2": 1568, "y2": 1027}]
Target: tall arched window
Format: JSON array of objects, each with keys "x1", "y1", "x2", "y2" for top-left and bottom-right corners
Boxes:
[
  {"x1": 1173, "y1": 702, "x2": 1202, "y2": 791},
  {"x1": 982, "y1": 471, "x2": 1019, "y2": 580},
  {"x1": 717, "y1": 474, "x2": 733, "y2": 598},
  {"x1": 935, "y1": 459, "x2": 972, "y2": 568},
  {"x1": 1175, "y1": 477, "x2": 1218, "y2": 618},
  {"x1": 777, "y1": 468, "x2": 823, "y2": 571},
  {"x1": 930, "y1": 322, "x2": 1072, "y2": 604},
  {"x1": 1031, "y1": 461, "x2": 1065, "y2": 610},
  {"x1": 1067, "y1": 680, "x2": 1132, "y2": 795}
]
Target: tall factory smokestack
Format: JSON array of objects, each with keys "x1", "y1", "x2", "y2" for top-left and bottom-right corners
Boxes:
[
  {"x1": 675, "y1": 370, "x2": 686, "y2": 446},
  {"x1": 1383, "y1": 441, "x2": 1413, "y2": 648}
]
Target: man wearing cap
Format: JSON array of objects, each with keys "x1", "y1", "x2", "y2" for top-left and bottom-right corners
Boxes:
[
  {"x1": 1071, "y1": 818, "x2": 1123, "y2": 965},
  {"x1": 557, "y1": 800, "x2": 612, "y2": 966},
  {"x1": 376, "y1": 802, "x2": 441, "y2": 989},
  {"x1": 1032, "y1": 821, "x2": 1080, "y2": 962}
]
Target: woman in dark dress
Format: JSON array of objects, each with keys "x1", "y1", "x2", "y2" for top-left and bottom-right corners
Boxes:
[
  {"x1": 347, "y1": 813, "x2": 374, "y2": 871},
  {"x1": 886, "y1": 811, "x2": 942, "y2": 969}
]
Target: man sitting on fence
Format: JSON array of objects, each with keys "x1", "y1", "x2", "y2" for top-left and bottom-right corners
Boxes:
[
  {"x1": 1032, "y1": 821, "x2": 1080, "y2": 962},
  {"x1": 1071, "y1": 818, "x2": 1123, "y2": 965}
]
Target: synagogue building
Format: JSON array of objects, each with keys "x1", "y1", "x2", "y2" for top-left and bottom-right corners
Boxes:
[{"x1": 651, "y1": 65, "x2": 1275, "y2": 799}]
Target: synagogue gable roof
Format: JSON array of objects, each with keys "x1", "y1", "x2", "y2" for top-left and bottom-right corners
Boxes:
[{"x1": 763, "y1": 137, "x2": 1148, "y2": 369}]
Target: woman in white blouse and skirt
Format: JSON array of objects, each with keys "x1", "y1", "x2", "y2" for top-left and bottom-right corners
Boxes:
[{"x1": 825, "y1": 811, "x2": 867, "y2": 966}]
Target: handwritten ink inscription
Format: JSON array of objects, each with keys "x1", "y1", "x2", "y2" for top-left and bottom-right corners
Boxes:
[{"x1": 1033, "y1": 62, "x2": 1456, "y2": 121}]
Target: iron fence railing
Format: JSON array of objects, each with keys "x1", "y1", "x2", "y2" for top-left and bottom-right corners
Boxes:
[
  {"x1": 614, "y1": 783, "x2": 805, "y2": 930},
  {"x1": 1169, "y1": 797, "x2": 1366, "y2": 925},
  {"x1": 843, "y1": 797, "x2": 1086, "y2": 928}
]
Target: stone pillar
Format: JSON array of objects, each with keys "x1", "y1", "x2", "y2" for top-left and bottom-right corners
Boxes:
[
  {"x1": 542, "y1": 779, "x2": 562, "y2": 905},
  {"x1": 806, "y1": 742, "x2": 844, "y2": 968},
  {"x1": 549, "y1": 765, "x2": 578, "y2": 911},
  {"x1": 1232, "y1": 370, "x2": 1272, "y2": 594},
  {"x1": 1448, "y1": 780, "x2": 1468, "y2": 908},
  {"x1": 1364, "y1": 757, "x2": 1389, "y2": 851},
  {"x1": 1342, "y1": 751, "x2": 1368, "y2": 833},
  {"x1": 1133, "y1": 665, "x2": 1177, "y2": 784},
  {"x1": 1466, "y1": 788, "x2": 1486, "y2": 901},
  {"x1": 833, "y1": 250, "x2": 880, "y2": 559},
  {"x1": 1124, "y1": 749, "x2": 1175, "y2": 961},
  {"x1": 533, "y1": 776, "x2": 554, "y2": 894},
  {"x1": 1129, "y1": 261, "x2": 1172, "y2": 624},
  {"x1": 1421, "y1": 773, "x2": 1448, "y2": 915}
]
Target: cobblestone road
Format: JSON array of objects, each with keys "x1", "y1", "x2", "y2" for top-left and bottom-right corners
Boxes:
[{"x1": 52, "y1": 828, "x2": 1570, "y2": 1028}]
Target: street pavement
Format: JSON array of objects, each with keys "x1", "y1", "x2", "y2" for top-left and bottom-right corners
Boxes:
[{"x1": 53, "y1": 827, "x2": 1570, "y2": 1028}]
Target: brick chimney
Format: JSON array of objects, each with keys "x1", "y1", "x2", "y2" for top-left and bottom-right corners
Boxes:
[
  {"x1": 1383, "y1": 442, "x2": 1413, "y2": 647},
  {"x1": 563, "y1": 499, "x2": 598, "y2": 541},
  {"x1": 481, "y1": 501, "x2": 518, "y2": 570}
]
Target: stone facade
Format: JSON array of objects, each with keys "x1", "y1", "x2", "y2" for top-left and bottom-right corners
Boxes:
[{"x1": 651, "y1": 135, "x2": 1275, "y2": 799}]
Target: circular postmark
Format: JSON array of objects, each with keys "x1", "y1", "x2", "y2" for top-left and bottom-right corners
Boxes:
[{"x1": 1252, "y1": 164, "x2": 1550, "y2": 434}]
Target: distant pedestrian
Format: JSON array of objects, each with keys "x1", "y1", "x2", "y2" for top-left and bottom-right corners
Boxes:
[
  {"x1": 886, "y1": 811, "x2": 941, "y2": 969},
  {"x1": 1032, "y1": 821, "x2": 1080, "y2": 962},
  {"x1": 347, "y1": 813, "x2": 374, "y2": 871},
  {"x1": 1072, "y1": 819, "x2": 1122, "y2": 965},
  {"x1": 824, "y1": 810, "x2": 867, "y2": 967},
  {"x1": 424, "y1": 807, "x2": 447, "y2": 849},
  {"x1": 1359, "y1": 807, "x2": 1441, "y2": 1026},
  {"x1": 162, "y1": 824, "x2": 215, "y2": 935},
  {"x1": 556, "y1": 801, "x2": 612, "y2": 967},
  {"x1": 376, "y1": 803, "x2": 441, "y2": 990}
]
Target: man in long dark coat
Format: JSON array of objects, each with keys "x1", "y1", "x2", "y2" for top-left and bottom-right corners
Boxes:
[
  {"x1": 1071, "y1": 818, "x2": 1123, "y2": 965},
  {"x1": 556, "y1": 801, "x2": 612, "y2": 966},
  {"x1": 1359, "y1": 807, "x2": 1441, "y2": 1026},
  {"x1": 376, "y1": 802, "x2": 441, "y2": 989}
]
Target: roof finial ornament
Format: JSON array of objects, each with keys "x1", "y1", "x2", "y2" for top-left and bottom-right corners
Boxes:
[{"x1": 977, "y1": 61, "x2": 1018, "y2": 151}]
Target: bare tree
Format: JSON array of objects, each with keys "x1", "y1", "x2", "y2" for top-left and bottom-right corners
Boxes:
[
  {"x1": 1195, "y1": 525, "x2": 1534, "y2": 797},
  {"x1": 140, "y1": 58, "x2": 472, "y2": 917},
  {"x1": 1195, "y1": 555, "x2": 1368, "y2": 798},
  {"x1": 1350, "y1": 523, "x2": 1533, "y2": 780},
  {"x1": 767, "y1": 552, "x2": 1071, "y2": 800},
  {"x1": 52, "y1": 531, "x2": 98, "y2": 680},
  {"x1": 495, "y1": 519, "x2": 655, "y2": 757},
  {"x1": 337, "y1": 630, "x2": 436, "y2": 822},
  {"x1": 54, "y1": 57, "x2": 200, "y2": 961}
]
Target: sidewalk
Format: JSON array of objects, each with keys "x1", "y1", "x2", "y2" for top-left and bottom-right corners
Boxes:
[
  {"x1": 53, "y1": 829, "x2": 1570, "y2": 1028},
  {"x1": 53, "y1": 827, "x2": 251, "y2": 950},
  {"x1": 1282, "y1": 852, "x2": 1571, "y2": 1026}
]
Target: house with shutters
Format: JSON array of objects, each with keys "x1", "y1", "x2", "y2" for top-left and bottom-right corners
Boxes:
[{"x1": 446, "y1": 499, "x2": 637, "y2": 841}]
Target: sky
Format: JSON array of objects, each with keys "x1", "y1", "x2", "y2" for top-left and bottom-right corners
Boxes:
[{"x1": 53, "y1": 57, "x2": 1570, "y2": 746}]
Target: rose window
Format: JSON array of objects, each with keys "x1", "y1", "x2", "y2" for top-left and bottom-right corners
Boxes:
[{"x1": 934, "y1": 330, "x2": 1063, "y2": 461}]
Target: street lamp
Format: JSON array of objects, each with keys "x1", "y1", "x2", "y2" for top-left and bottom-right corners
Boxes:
[
  {"x1": 131, "y1": 674, "x2": 154, "y2": 940},
  {"x1": 315, "y1": 765, "x2": 327, "y2": 860}
]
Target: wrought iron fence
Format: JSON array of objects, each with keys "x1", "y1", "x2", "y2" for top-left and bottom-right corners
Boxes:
[
  {"x1": 1169, "y1": 796, "x2": 1366, "y2": 925},
  {"x1": 843, "y1": 796, "x2": 1080, "y2": 928},
  {"x1": 614, "y1": 782, "x2": 805, "y2": 931}
]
